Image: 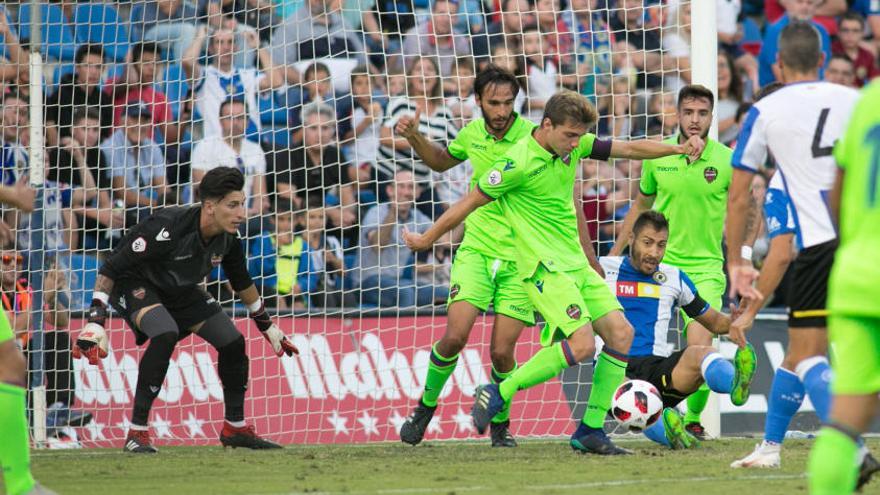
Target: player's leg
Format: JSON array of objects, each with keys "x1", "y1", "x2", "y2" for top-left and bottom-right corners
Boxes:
[
  {"x1": 0, "y1": 326, "x2": 37, "y2": 495},
  {"x1": 809, "y1": 315, "x2": 880, "y2": 494},
  {"x1": 681, "y1": 272, "x2": 726, "y2": 438},
  {"x1": 625, "y1": 352, "x2": 696, "y2": 450},
  {"x1": 670, "y1": 344, "x2": 757, "y2": 405},
  {"x1": 401, "y1": 247, "x2": 490, "y2": 445},
  {"x1": 485, "y1": 259, "x2": 534, "y2": 447},
  {"x1": 191, "y1": 308, "x2": 281, "y2": 449}
]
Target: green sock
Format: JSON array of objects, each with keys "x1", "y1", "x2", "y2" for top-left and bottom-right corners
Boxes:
[
  {"x1": 421, "y1": 343, "x2": 459, "y2": 407},
  {"x1": 499, "y1": 343, "x2": 571, "y2": 402},
  {"x1": 684, "y1": 384, "x2": 711, "y2": 424},
  {"x1": 808, "y1": 426, "x2": 859, "y2": 495},
  {"x1": 582, "y1": 351, "x2": 627, "y2": 429},
  {"x1": 0, "y1": 382, "x2": 36, "y2": 495},
  {"x1": 490, "y1": 362, "x2": 518, "y2": 424}
]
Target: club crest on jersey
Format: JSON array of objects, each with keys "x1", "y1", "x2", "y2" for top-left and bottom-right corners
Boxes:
[
  {"x1": 488, "y1": 169, "x2": 503, "y2": 186},
  {"x1": 450, "y1": 284, "x2": 460, "y2": 299},
  {"x1": 211, "y1": 254, "x2": 223, "y2": 267},
  {"x1": 132, "y1": 237, "x2": 147, "y2": 253},
  {"x1": 703, "y1": 166, "x2": 718, "y2": 183},
  {"x1": 566, "y1": 304, "x2": 582, "y2": 320},
  {"x1": 652, "y1": 271, "x2": 668, "y2": 284},
  {"x1": 132, "y1": 287, "x2": 146, "y2": 300}
]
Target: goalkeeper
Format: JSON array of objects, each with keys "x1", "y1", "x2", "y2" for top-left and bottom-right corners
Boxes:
[{"x1": 73, "y1": 167, "x2": 297, "y2": 453}]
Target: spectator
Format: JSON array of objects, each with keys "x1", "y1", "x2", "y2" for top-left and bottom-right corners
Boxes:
[
  {"x1": 301, "y1": 203, "x2": 353, "y2": 309},
  {"x1": 106, "y1": 42, "x2": 176, "y2": 140},
  {"x1": 472, "y1": 0, "x2": 535, "y2": 68},
  {"x1": 201, "y1": 0, "x2": 265, "y2": 69},
  {"x1": 268, "y1": 102, "x2": 357, "y2": 229},
  {"x1": 522, "y1": 25, "x2": 559, "y2": 122},
  {"x1": 764, "y1": 0, "x2": 848, "y2": 35},
  {"x1": 489, "y1": 44, "x2": 528, "y2": 114},
  {"x1": 758, "y1": 0, "x2": 832, "y2": 86},
  {"x1": 377, "y1": 57, "x2": 458, "y2": 218},
  {"x1": 445, "y1": 57, "x2": 479, "y2": 128},
  {"x1": 415, "y1": 231, "x2": 453, "y2": 295},
  {"x1": 386, "y1": 67, "x2": 407, "y2": 98},
  {"x1": 595, "y1": 75, "x2": 633, "y2": 139},
  {"x1": 343, "y1": 67, "x2": 384, "y2": 172},
  {"x1": 131, "y1": 0, "x2": 201, "y2": 60},
  {"x1": 580, "y1": 159, "x2": 630, "y2": 255},
  {"x1": 567, "y1": 0, "x2": 613, "y2": 81},
  {"x1": 851, "y1": 0, "x2": 880, "y2": 52},
  {"x1": 0, "y1": 11, "x2": 26, "y2": 89},
  {"x1": 203, "y1": 0, "x2": 280, "y2": 45},
  {"x1": 832, "y1": 12, "x2": 879, "y2": 87},
  {"x1": 269, "y1": 0, "x2": 368, "y2": 75},
  {"x1": 401, "y1": 0, "x2": 471, "y2": 78},
  {"x1": 100, "y1": 104, "x2": 170, "y2": 216},
  {"x1": 288, "y1": 61, "x2": 353, "y2": 144},
  {"x1": 824, "y1": 54, "x2": 857, "y2": 87},
  {"x1": 183, "y1": 26, "x2": 286, "y2": 142},
  {"x1": 248, "y1": 198, "x2": 309, "y2": 310},
  {"x1": 163, "y1": 92, "x2": 197, "y2": 200},
  {"x1": 192, "y1": 98, "x2": 269, "y2": 216},
  {"x1": 0, "y1": 92, "x2": 29, "y2": 179},
  {"x1": 44, "y1": 44, "x2": 114, "y2": 147},
  {"x1": 661, "y1": 1, "x2": 693, "y2": 86},
  {"x1": 717, "y1": 51, "x2": 744, "y2": 145},
  {"x1": 534, "y1": 0, "x2": 575, "y2": 69},
  {"x1": 356, "y1": 171, "x2": 447, "y2": 308},
  {"x1": 609, "y1": 0, "x2": 665, "y2": 90}
]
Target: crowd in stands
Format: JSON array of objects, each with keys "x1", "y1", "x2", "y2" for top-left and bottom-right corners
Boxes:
[{"x1": 0, "y1": 0, "x2": 877, "y2": 328}]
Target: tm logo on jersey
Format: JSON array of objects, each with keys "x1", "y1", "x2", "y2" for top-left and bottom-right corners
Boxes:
[{"x1": 616, "y1": 281, "x2": 661, "y2": 299}]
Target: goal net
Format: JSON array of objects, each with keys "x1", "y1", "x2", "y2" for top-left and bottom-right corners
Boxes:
[{"x1": 1, "y1": 0, "x2": 713, "y2": 447}]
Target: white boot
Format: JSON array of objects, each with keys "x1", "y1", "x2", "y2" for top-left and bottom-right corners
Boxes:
[{"x1": 730, "y1": 441, "x2": 782, "y2": 468}]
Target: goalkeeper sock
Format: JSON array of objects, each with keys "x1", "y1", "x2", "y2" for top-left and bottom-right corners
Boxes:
[
  {"x1": 0, "y1": 381, "x2": 36, "y2": 495},
  {"x1": 490, "y1": 362, "x2": 518, "y2": 424},
  {"x1": 499, "y1": 341, "x2": 574, "y2": 402},
  {"x1": 796, "y1": 357, "x2": 831, "y2": 423},
  {"x1": 808, "y1": 425, "x2": 859, "y2": 495},
  {"x1": 701, "y1": 353, "x2": 734, "y2": 394},
  {"x1": 643, "y1": 417, "x2": 672, "y2": 447},
  {"x1": 764, "y1": 367, "x2": 805, "y2": 444},
  {"x1": 421, "y1": 343, "x2": 458, "y2": 408},
  {"x1": 582, "y1": 349, "x2": 628, "y2": 429},
  {"x1": 684, "y1": 384, "x2": 710, "y2": 424},
  {"x1": 132, "y1": 331, "x2": 178, "y2": 426}
]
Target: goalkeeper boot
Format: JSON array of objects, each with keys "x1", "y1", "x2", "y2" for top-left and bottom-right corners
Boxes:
[
  {"x1": 662, "y1": 408, "x2": 698, "y2": 450},
  {"x1": 471, "y1": 384, "x2": 504, "y2": 435},
  {"x1": 731, "y1": 343, "x2": 758, "y2": 406},
  {"x1": 730, "y1": 440, "x2": 781, "y2": 468},
  {"x1": 570, "y1": 423, "x2": 633, "y2": 456},
  {"x1": 684, "y1": 422, "x2": 709, "y2": 441},
  {"x1": 220, "y1": 423, "x2": 282, "y2": 450},
  {"x1": 123, "y1": 430, "x2": 158, "y2": 454},
  {"x1": 857, "y1": 451, "x2": 880, "y2": 492},
  {"x1": 490, "y1": 420, "x2": 517, "y2": 447},
  {"x1": 400, "y1": 399, "x2": 436, "y2": 446}
]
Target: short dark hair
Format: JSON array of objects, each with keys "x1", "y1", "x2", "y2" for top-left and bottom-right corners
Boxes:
[
  {"x1": 829, "y1": 53, "x2": 855, "y2": 68},
  {"x1": 304, "y1": 61, "x2": 331, "y2": 81},
  {"x1": 350, "y1": 64, "x2": 370, "y2": 85},
  {"x1": 198, "y1": 167, "x2": 245, "y2": 202},
  {"x1": 72, "y1": 107, "x2": 101, "y2": 125},
  {"x1": 839, "y1": 11, "x2": 866, "y2": 29},
  {"x1": 677, "y1": 84, "x2": 715, "y2": 110},
  {"x1": 633, "y1": 210, "x2": 669, "y2": 236},
  {"x1": 735, "y1": 102, "x2": 752, "y2": 123},
  {"x1": 274, "y1": 197, "x2": 295, "y2": 214},
  {"x1": 219, "y1": 97, "x2": 247, "y2": 117},
  {"x1": 75, "y1": 44, "x2": 105, "y2": 65},
  {"x1": 778, "y1": 20, "x2": 823, "y2": 74},
  {"x1": 474, "y1": 63, "x2": 520, "y2": 100},
  {"x1": 542, "y1": 89, "x2": 598, "y2": 128},
  {"x1": 753, "y1": 81, "x2": 785, "y2": 102},
  {"x1": 131, "y1": 42, "x2": 163, "y2": 63}
]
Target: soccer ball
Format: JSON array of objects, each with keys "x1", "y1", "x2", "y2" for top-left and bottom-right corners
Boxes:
[{"x1": 611, "y1": 380, "x2": 663, "y2": 432}]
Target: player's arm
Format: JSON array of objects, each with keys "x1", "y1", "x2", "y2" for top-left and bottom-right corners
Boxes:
[
  {"x1": 574, "y1": 191, "x2": 604, "y2": 276},
  {"x1": 608, "y1": 136, "x2": 704, "y2": 161},
  {"x1": 181, "y1": 25, "x2": 207, "y2": 82},
  {"x1": 609, "y1": 191, "x2": 654, "y2": 255},
  {"x1": 830, "y1": 168, "x2": 844, "y2": 227},
  {"x1": 394, "y1": 107, "x2": 462, "y2": 172},
  {"x1": 743, "y1": 190, "x2": 762, "y2": 260},
  {"x1": 404, "y1": 187, "x2": 491, "y2": 252}
]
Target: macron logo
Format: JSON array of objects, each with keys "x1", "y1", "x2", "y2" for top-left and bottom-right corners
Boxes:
[{"x1": 155, "y1": 228, "x2": 171, "y2": 242}]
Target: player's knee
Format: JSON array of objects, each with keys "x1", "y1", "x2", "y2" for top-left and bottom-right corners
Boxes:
[
  {"x1": 139, "y1": 307, "x2": 180, "y2": 343},
  {"x1": 608, "y1": 320, "x2": 634, "y2": 353},
  {"x1": 0, "y1": 343, "x2": 27, "y2": 386},
  {"x1": 218, "y1": 335, "x2": 249, "y2": 390},
  {"x1": 567, "y1": 331, "x2": 595, "y2": 363},
  {"x1": 148, "y1": 330, "x2": 179, "y2": 355},
  {"x1": 489, "y1": 342, "x2": 515, "y2": 371},
  {"x1": 438, "y1": 331, "x2": 468, "y2": 356},
  {"x1": 684, "y1": 345, "x2": 715, "y2": 365}
]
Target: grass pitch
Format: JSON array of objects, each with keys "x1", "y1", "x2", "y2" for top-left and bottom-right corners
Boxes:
[{"x1": 27, "y1": 437, "x2": 879, "y2": 495}]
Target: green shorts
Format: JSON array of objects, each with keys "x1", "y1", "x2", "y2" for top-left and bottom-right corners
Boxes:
[
  {"x1": 682, "y1": 271, "x2": 726, "y2": 333},
  {"x1": 0, "y1": 309, "x2": 13, "y2": 344},
  {"x1": 525, "y1": 263, "x2": 622, "y2": 347},
  {"x1": 829, "y1": 314, "x2": 880, "y2": 395},
  {"x1": 447, "y1": 246, "x2": 535, "y2": 325}
]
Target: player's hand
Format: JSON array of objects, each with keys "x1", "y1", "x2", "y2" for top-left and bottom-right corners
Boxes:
[
  {"x1": 72, "y1": 323, "x2": 109, "y2": 366},
  {"x1": 402, "y1": 227, "x2": 432, "y2": 252},
  {"x1": 728, "y1": 261, "x2": 761, "y2": 301},
  {"x1": 727, "y1": 307, "x2": 757, "y2": 349},
  {"x1": 394, "y1": 108, "x2": 421, "y2": 139},
  {"x1": 681, "y1": 135, "x2": 705, "y2": 161},
  {"x1": 261, "y1": 323, "x2": 299, "y2": 357}
]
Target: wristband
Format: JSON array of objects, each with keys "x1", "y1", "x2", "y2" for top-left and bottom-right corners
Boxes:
[
  {"x1": 249, "y1": 301, "x2": 273, "y2": 332},
  {"x1": 92, "y1": 291, "x2": 110, "y2": 306},
  {"x1": 741, "y1": 245, "x2": 754, "y2": 262}
]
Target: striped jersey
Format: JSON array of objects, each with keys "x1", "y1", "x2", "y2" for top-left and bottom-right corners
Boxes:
[
  {"x1": 732, "y1": 81, "x2": 860, "y2": 249},
  {"x1": 600, "y1": 256, "x2": 709, "y2": 358},
  {"x1": 764, "y1": 172, "x2": 797, "y2": 243},
  {"x1": 194, "y1": 66, "x2": 264, "y2": 141},
  {"x1": 377, "y1": 97, "x2": 458, "y2": 181}
]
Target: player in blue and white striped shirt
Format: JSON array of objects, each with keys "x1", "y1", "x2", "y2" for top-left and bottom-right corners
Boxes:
[{"x1": 601, "y1": 211, "x2": 757, "y2": 449}]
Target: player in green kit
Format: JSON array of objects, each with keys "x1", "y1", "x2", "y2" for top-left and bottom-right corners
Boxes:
[
  {"x1": 404, "y1": 90, "x2": 704, "y2": 454},
  {"x1": 808, "y1": 81, "x2": 880, "y2": 494},
  {"x1": 609, "y1": 85, "x2": 756, "y2": 439}
]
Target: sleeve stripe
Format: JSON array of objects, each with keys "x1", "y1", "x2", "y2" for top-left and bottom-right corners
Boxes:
[
  {"x1": 589, "y1": 138, "x2": 613, "y2": 161},
  {"x1": 731, "y1": 106, "x2": 761, "y2": 170}
]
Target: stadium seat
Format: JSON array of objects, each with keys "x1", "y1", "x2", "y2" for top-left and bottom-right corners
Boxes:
[
  {"x1": 72, "y1": 3, "x2": 129, "y2": 62},
  {"x1": 67, "y1": 252, "x2": 100, "y2": 312},
  {"x1": 17, "y1": 3, "x2": 78, "y2": 62}
]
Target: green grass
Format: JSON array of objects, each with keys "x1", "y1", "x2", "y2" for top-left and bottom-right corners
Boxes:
[{"x1": 27, "y1": 438, "x2": 876, "y2": 495}]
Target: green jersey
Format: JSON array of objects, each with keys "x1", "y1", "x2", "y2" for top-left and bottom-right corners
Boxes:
[
  {"x1": 447, "y1": 114, "x2": 536, "y2": 261},
  {"x1": 477, "y1": 132, "x2": 610, "y2": 279},
  {"x1": 829, "y1": 80, "x2": 880, "y2": 318},
  {"x1": 640, "y1": 137, "x2": 733, "y2": 274}
]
